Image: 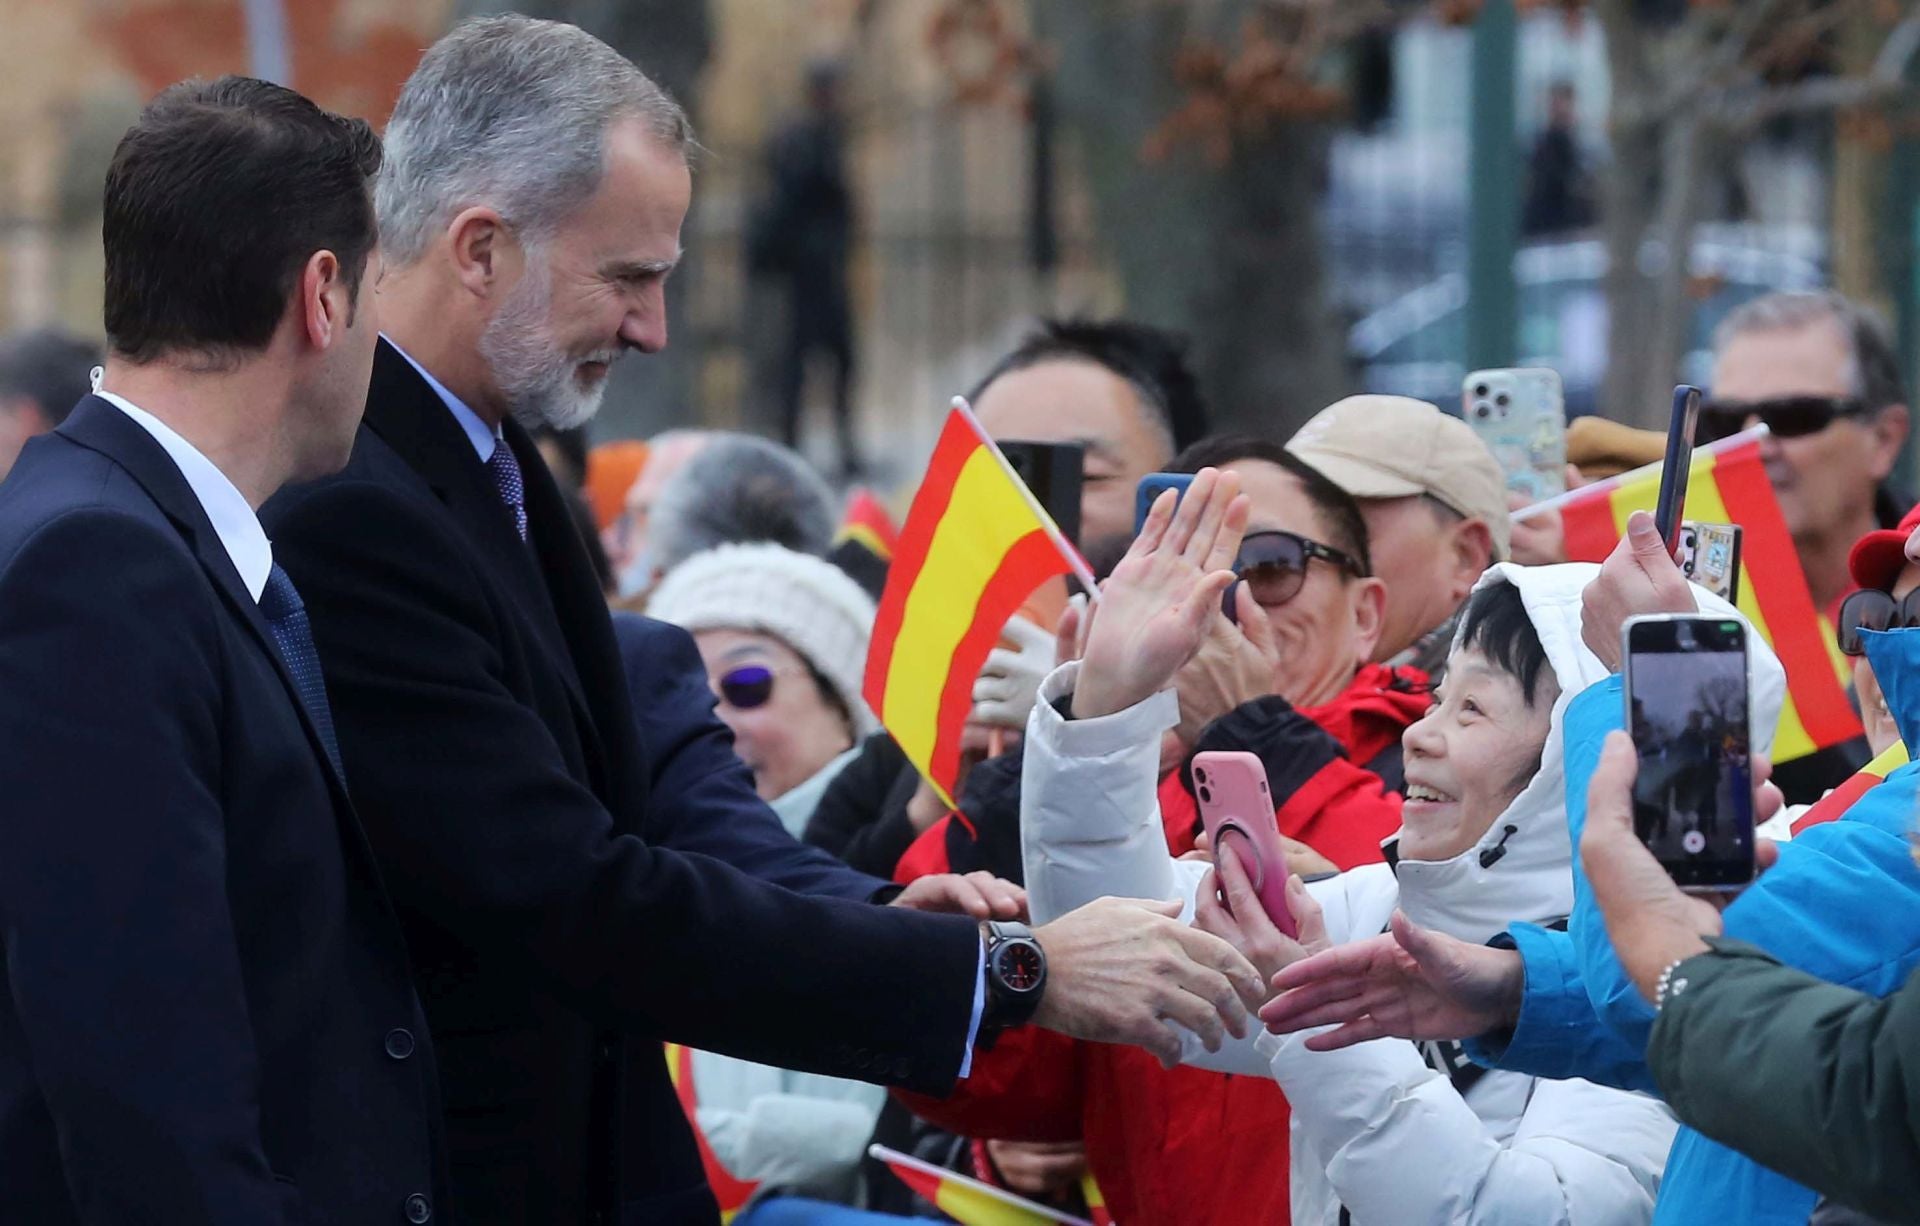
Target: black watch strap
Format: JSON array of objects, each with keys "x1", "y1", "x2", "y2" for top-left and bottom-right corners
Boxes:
[{"x1": 978, "y1": 921, "x2": 1047, "y2": 1046}]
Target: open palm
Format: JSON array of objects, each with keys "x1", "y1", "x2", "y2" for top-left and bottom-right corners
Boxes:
[{"x1": 1072, "y1": 468, "x2": 1250, "y2": 720}]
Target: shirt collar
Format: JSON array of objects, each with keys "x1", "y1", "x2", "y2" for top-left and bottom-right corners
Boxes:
[
  {"x1": 382, "y1": 334, "x2": 499, "y2": 462},
  {"x1": 91, "y1": 388, "x2": 275, "y2": 602}
]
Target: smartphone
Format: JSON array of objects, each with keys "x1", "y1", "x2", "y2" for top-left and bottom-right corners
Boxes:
[
  {"x1": 1462, "y1": 368, "x2": 1566, "y2": 503},
  {"x1": 1677, "y1": 521, "x2": 1743, "y2": 604},
  {"x1": 1654, "y1": 385, "x2": 1702, "y2": 556},
  {"x1": 1622, "y1": 615, "x2": 1755, "y2": 891},
  {"x1": 998, "y1": 440, "x2": 1084, "y2": 548},
  {"x1": 1191, "y1": 751, "x2": 1299, "y2": 938},
  {"x1": 1134, "y1": 472, "x2": 1195, "y2": 534}
]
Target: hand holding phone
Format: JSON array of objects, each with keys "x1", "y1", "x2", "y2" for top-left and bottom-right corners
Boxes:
[
  {"x1": 1622, "y1": 615, "x2": 1755, "y2": 890},
  {"x1": 1192, "y1": 751, "x2": 1299, "y2": 938}
]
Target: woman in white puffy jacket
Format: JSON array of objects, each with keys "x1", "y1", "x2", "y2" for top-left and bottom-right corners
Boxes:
[{"x1": 1023, "y1": 514, "x2": 1786, "y2": 1224}]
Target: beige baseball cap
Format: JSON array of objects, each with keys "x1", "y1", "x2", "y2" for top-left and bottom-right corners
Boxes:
[{"x1": 1287, "y1": 394, "x2": 1511, "y2": 560}]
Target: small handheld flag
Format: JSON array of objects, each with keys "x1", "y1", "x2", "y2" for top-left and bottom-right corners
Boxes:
[
  {"x1": 863, "y1": 400, "x2": 1093, "y2": 806},
  {"x1": 870, "y1": 1144, "x2": 1095, "y2": 1226},
  {"x1": 1517, "y1": 426, "x2": 1862, "y2": 763}
]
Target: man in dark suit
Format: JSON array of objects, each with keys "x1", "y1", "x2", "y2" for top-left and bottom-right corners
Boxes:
[
  {"x1": 0, "y1": 79, "x2": 445, "y2": 1224},
  {"x1": 264, "y1": 16, "x2": 1262, "y2": 1226}
]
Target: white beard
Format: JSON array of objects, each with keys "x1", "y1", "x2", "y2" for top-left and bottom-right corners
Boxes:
[{"x1": 478, "y1": 253, "x2": 619, "y2": 432}]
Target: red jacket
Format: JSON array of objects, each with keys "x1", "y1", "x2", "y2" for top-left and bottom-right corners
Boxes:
[{"x1": 899, "y1": 665, "x2": 1429, "y2": 1225}]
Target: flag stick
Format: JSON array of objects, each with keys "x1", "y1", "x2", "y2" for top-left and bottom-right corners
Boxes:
[
  {"x1": 1509, "y1": 424, "x2": 1771, "y2": 523},
  {"x1": 952, "y1": 396, "x2": 1104, "y2": 603}
]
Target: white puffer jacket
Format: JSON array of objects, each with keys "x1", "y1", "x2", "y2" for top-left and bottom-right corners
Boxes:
[{"x1": 1021, "y1": 563, "x2": 1787, "y2": 1226}]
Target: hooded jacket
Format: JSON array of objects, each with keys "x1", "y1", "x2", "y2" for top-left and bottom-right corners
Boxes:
[
  {"x1": 1018, "y1": 563, "x2": 1784, "y2": 1225},
  {"x1": 1472, "y1": 621, "x2": 1920, "y2": 1225}
]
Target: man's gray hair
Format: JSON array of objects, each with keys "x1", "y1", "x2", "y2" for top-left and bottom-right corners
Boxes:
[
  {"x1": 378, "y1": 14, "x2": 692, "y2": 267},
  {"x1": 649, "y1": 434, "x2": 837, "y2": 575},
  {"x1": 1713, "y1": 289, "x2": 1907, "y2": 412}
]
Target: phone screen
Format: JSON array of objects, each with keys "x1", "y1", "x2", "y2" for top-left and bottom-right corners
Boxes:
[{"x1": 1624, "y1": 616, "x2": 1754, "y2": 889}]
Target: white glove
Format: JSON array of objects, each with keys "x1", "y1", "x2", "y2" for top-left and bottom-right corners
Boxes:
[{"x1": 971, "y1": 615, "x2": 1055, "y2": 729}]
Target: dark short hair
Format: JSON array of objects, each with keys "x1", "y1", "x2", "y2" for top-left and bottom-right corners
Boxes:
[
  {"x1": 649, "y1": 434, "x2": 836, "y2": 574},
  {"x1": 103, "y1": 76, "x2": 382, "y2": 366},
  {"x1": 969, "y1": 317, "x2": 1210, "y2": 452},
  {"x1": 1168, "y1": 434, "x2": 1372, "y2": 575},
  {"x1": 0, "y1": 329, "x2": 102, "y2": 426},
  {"x1": 1457, "y1": 580, "x2": 1551, "y2": 706}
]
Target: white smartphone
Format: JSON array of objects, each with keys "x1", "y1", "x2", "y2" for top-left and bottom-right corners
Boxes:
[{"x1": 1463, "y1": 368, "x2": 1566, "y2": 503}]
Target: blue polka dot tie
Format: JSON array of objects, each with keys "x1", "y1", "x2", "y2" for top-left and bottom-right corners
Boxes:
[
  {"x1": 258, "y1": 563, "x2": 345, "y2": 780},
  {"x1": 486, "y1": 442, "x2": 529, "y2": 542}
]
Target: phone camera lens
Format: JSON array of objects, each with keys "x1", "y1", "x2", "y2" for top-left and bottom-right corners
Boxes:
[
  {"x1": 1194, "y1": 767, "x2": 1209, "y2": 785},
  {"x1": 1473, "y1": 383, "x2": 1489, "y2": 398},
  {"x1": 1197, "y1": 784, "x2": 1213, "y2": 804},
  {"x1": 1473, "y1": 404, "x2": 1491, "y2": 420},
  {"x1": 1495, "y1": 392, "x2": 1510, "y2": 408}
]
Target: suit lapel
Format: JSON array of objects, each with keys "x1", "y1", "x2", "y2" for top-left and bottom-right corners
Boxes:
[
  {"x1": 361, "y1": 341, "x2": 598, "y2": 735},
  {"x1": 57, "y1": 397, "x2": 354, "y2": 803}
]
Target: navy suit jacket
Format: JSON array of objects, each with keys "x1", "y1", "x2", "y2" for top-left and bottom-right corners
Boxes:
[
  {"x1": 262, "y1": 341, "x2": 980, "y2": 1226},
  {"x1": 610, "y1": 610, "x2": 889, "y2": 904},
  {"x1": 0, "y1": 398, "x2": 444, "y2": 1225}
]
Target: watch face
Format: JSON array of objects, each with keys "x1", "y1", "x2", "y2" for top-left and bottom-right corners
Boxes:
[{"x1": 995, "y1": 940, "x2": 1045, "y2": 993}]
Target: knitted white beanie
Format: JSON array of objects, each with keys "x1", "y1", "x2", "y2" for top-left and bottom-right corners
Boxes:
[{"x1": 647, "y1": 542, "x2": 880, "y2": 738}]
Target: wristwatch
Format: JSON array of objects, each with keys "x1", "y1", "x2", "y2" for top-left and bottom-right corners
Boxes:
[{"x1": 978, "y1": 921, "x2": 1047, "y2": 1045}]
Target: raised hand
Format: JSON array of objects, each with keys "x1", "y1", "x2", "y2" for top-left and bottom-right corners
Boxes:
[
  {"x1": 1581, "y1": 509, "x2": 1697, "y2": 672},
  {"x1": 1031, "y1": 895, "x2": 1266, "y2": 1069},
  {"x1": 972, "y1": 615, "x2": 1056, "y2": 730},
  {"x1": 1072, "y1": 468, "x2": 1249, "y2": 721},
  {"x1": 1258, "y1": 910, "x2": 1523, "y2": 1051},
  {"x1": 1174, "y1": 583, "x2": 1281, "y2": 747}
]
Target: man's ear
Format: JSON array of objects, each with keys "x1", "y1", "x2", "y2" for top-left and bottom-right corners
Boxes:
[
  {"x1": 1450, "y1": 517, "x2": 1497, "y2": 602},
  {"x1": 1866, "y1": 403, "x2": 1910, "y2": 483},
  {"x1": 1351, "y1": 576, "x2": 1389, "y2": 664},
  {"x1": 298, "y1": 250, "x2": 346, "y2": 351},
  {"x1": 446, "y1": 206, "x2": 517, "y2": 299}
]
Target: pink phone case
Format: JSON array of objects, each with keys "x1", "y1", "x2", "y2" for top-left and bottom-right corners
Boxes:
[{"x1": 1191, "y1": 750, "x2": 1298, "y2": 939}]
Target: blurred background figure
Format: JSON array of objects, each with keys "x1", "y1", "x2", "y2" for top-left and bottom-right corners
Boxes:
[
  {"x1": 0, "y1": 329, "x2": 101, "y2": 482},
  {"x1": 752, "y1": 58, "x2": 859, "y2": 478},
  {"x1": 608, "y1": 427, "x2": 716, "y2": 598},
  {"x1": 1521, "y1": 80, "x2": 1594, "y2": 237},
  {"x1": 645, "y1": 433, "x2": 838, "y2": 590},
  {"x1": 649, "y1": 542, "x2": 878, "y2": 825}
]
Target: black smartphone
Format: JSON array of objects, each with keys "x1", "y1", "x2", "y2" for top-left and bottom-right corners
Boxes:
[
  {"x1": 1134, "y1": 472, "x2": 1195, "y2": 534},
  {"x1": 998, "y1": 440, "x2": 1084, "y2": 548},
  {"x1": 1622, "y1": 614, "x2": 1755, "y2": 890},
  {"x1": 1653, "y1": 385, "x2": 1702, "y2": 556}
]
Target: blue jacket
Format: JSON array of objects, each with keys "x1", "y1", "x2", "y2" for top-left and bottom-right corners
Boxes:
[{"x1": 1468, "y1": 627, "x2": 1920, "y2": 1225}]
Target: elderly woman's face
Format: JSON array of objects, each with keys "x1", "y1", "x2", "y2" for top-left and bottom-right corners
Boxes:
[
  {"x1": 692, "y1": 629, "x2": 854, "y2": 802},
  {"x1": 1397, "y1": 647, "x2": 1558, "y2": 863}
]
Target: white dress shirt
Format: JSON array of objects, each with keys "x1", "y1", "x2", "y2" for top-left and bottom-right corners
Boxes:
[{"x1": 91, "y1": 386, "x2": 273, "y2": 602}]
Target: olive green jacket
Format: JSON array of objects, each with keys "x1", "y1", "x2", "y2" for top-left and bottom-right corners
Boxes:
[{"x1": 1648, "y1": 937, "x2": 1920, "y2": 1223}]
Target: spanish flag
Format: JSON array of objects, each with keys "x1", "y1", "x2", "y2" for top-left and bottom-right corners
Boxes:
[
  {"x1": 864, "y1": 402, "x2": 1090, "y2": 806},
  {"x1": 837, "y1": 488, "x2": 901, "y2": 561},
  {"x1": 1791, "y1": 741, "x2": 1909, "y2": 834},
  {"x1": 663, "y1": 1044, "x2": 760, "y2": 1220},
  {"x1": 1549, "y1": 428, "x2": 1862, "y2": 763},
  {"x1": 870, "y1": 1145, "x2": 1095, "y2": 1226}
]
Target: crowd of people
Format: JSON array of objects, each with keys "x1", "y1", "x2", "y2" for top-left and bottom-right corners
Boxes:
[{"x1": 0, "y1": 13, "x2": 1916, "y2": 1226}]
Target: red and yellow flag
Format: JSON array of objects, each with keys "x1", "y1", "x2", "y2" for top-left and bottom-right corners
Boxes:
[
  {"x1": 865, "y1": 404, "x2": 1087, "y2": 805},
  {"x1": 1552, "y1": 431, "x2": 1862, "y2": 763},
  {"x1": 663, "y1": 1044, "x2": 761, "y2": 1221},
  {"x1": 870, "y1": 1144, "x2": 1095, "y2": 1226},
  {"x1": 837, "y1": 488, "x2": 901, "y2": 561},
  {"x1": 1791, "y1": 741, "x2": 1909, "y2": 834}
]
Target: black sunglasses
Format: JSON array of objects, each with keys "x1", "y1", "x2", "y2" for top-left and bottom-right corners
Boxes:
[
  {"x1": 1697, "y1": 395, "x2": 1870, "y2": 444},
  {"x1": 1837, "y1": 588, "x2": 1920, "y2": 656},
  {"x1": 1234, "y1": 530, "x2": 1365, "y2": 607},
  {"x1": 718, "y1": 664, "x2": 777, "y2": 709}
]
